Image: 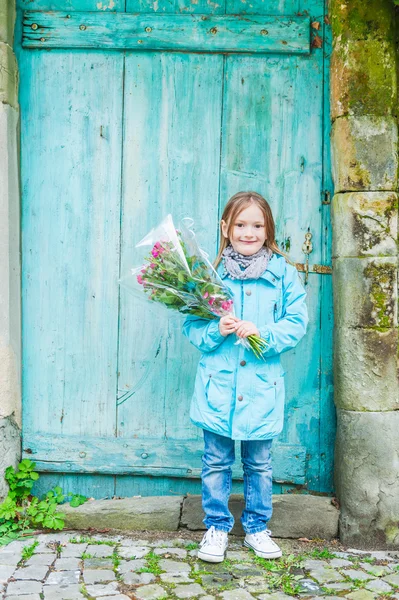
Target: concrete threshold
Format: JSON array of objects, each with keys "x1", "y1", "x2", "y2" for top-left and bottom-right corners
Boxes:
[{"x1": 62, "y1": 493, "x2": 339, "y2": 539}]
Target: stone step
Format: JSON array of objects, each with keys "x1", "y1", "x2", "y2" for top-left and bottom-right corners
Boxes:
[{"x1": 61, "y1": 493, "x2": 339, "y2": 539}]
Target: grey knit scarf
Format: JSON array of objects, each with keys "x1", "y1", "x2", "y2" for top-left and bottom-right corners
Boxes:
[{"x1": 222, "y1": 244, "x2": 273, "y2": 280}]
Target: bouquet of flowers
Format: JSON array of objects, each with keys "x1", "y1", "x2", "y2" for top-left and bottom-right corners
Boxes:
[{"x1": 119, "y1": 214, "x2": 268, "y2": 359}]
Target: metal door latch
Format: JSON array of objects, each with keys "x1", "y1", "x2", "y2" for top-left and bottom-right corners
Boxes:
[
  {"x1": 302, "y1": 232, "x2": 313, "y2": 284},
  {"x1": 297, "y1": 231, "x2": 332, "y2": 284}
]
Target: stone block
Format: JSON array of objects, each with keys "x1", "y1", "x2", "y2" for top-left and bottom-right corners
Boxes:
[
  {"x1": 334, "y1": 327, "x2": 399, "y2": 411},
  {"x1": 331, "y1": 37, "x2": 396, "y2": 119},
  {"x1": 0, "y1": 99, "x2": 21, "y2": 496},
  {"x1": 12, "y1": 564, "x2": 49, "y2": 580},
  {"x1": 0, "y1": 2, "x2": 15, "y2": 44},
  {"x1": 331, "y1": 116, "x2": 398, "y2": 192},
  {"x1": 330, "y1": 0, "x2": 393, "y2": 41},
  {"x1": 181, "y1": 493, "x2": 339, "y2": 539},
  {"x1": 83, "y1": 569, "x2": 115, "y2": 584},
  {"x1": 42, "y1": 584, "x2": 84, "y2": 600},
  {"x1": 135, "y1": 584, "x2": 168, "y2": 600},
  {"x1": 0, "y1": 417, "x2": 20, "y2": 499},
  {"x1": 0, "y1": 563, "x2": 15, "y2": 582},
  {"x1": 333, "y1": 257, "x2": 397, "y2": 329},
  {"x1": 0, "y1": 43, "x2": 18, "y2": 109},
  {"x1": 335, "y1": 409, "x2": 399, "y2": 548},
  {"x1": 62, "y1": 496, "x2": 183, "y2": 531},
  {"x1": 6, "y1": 580, "x2": 42, "y2": 595},
  {"x1": 332, "y1": 192, "x2": 398, "y2": 258}
]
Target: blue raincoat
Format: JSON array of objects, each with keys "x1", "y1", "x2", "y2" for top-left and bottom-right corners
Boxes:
[{"x1": 182, "y1": 252, "x2": 309, "y2": 440}]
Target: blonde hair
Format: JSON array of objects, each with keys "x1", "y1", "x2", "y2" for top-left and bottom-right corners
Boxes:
[{"x1": 214, "y1": 191, "x2": 293, "y2": 269}]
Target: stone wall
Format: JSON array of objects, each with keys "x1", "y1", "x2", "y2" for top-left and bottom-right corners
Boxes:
[
  {"x1": 330, "y1": 0, "x2": 399, "y2": 548},
  {"x1": 0, "y1": 0, "x2": 21, "y2": 499}
]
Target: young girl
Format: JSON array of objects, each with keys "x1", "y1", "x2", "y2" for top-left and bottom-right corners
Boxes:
[{"x1": 182, "y1": 191, "x2": 309, "y2": 563}]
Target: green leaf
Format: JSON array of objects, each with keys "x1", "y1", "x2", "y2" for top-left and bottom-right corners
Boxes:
[{"x1": 69, "y1": 494, "x2": 88, "y2": 508}]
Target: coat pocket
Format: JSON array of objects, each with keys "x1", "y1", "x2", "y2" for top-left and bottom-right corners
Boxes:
[
  {"x1": 198, "y1": 363, "x2": 234, "y2": 414},
  {"x1": 254, "y1": 372, "x2": 278, "y2": 420}
]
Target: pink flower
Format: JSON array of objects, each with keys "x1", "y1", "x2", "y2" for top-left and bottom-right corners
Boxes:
[
  {"x1": 203, "y1": 292, "x2": 209, "y2": 299},
  {"x1": 208, "y1": 297, "x2": 216, "y2": 306},
  {"x1": 153, "y1": 241, "x2": 165, "y2": 254},
  {"x1": 151, "y1": 248, "x2": 160, "y2": 258},
  {"x1": 150, "y1": 263, "x2": 156, "y2": 269},
  {"x1": 137, "y1": 274, "x2": 144, "y2": 285},
  {"x1": 221, "y1": 300, "x2": 233, "y2": 311}
]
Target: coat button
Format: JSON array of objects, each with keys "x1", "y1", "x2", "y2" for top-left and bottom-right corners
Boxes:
[
  {"x1": 240, "y1": 360, "x2": 246, "y2": 366},
  {"x1": 245, "y1": 290, "x2": 252, "y2": 296},
  {"x1": 209, "y1": 374, "x2": 212, "y2": 378},
  {"x1": 272, "y1": 278, "x2": 275, "y2": 282},
  {"x1": 274, "y1": 381, "x2": 276, "y2": 385},
  {"x1": 238, "y1": 395, "x2": 243, "y2": 401}
]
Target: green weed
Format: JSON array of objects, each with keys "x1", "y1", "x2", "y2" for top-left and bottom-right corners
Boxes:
[
  {"x1": 137, "y1": 550, "x2": 163, "y2": 576},
  {"x1": 309, "y1": 548, "x2": 337, "y2": 560},
  {"x1": 185, "y1": 542, "x2": 199, "y2": 550},
  {"x1": 21, "y1": 540, "x2": 39, "y2": 561}
]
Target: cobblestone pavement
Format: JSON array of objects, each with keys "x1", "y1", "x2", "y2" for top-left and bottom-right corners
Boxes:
[{"x1": 1, "y1": 530, "x2": 399, "y2": 600}]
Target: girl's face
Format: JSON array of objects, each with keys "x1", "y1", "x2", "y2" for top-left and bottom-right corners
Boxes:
[{"x1": 221, "y1": 203, "x2": 267, "y2": 256}]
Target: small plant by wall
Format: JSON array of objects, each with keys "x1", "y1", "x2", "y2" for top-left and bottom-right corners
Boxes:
[{"x1": 0, "y1": 459, "x2": 87, "y2": 545}]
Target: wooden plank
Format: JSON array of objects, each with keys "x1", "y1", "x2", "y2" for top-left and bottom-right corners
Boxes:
[
  {"x1": 225, "y1": 0, "x2": 299, "y2": 15},
  {"x1": 22, "y1": 11, "x2": 310, "y2": 54},
  {"x1": 117, "y1": 52, "x2": 223, "y2": 445},
  {"x1": 32, "y1": 474, "x2": 116, "y2": 501},
  {"x1": 22, "y1": 434, "x2": 307, "y2": 483},
  {"x1": 17, "y1": 0, "x2": 125, "y2": 9},
  {"x1": 218, "y1": 51, "x2": 324, "y2": 491},
  {"x1": 19, "y1": 49, "x2": 123, "y2": 438},
  {"x1": 317, "y1": 0, "x2": 336, "y2": 494},
  {"x1": 115, "y1": 477, "x2": 286, "y2": 496},
  {"x1": 126, "y1": 0, "x2": 226, "y2": 15}
]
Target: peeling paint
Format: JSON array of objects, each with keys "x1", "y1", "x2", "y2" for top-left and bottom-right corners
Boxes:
[{"x1": 97, "y1": 1, "x2": 116, "y2": 10}]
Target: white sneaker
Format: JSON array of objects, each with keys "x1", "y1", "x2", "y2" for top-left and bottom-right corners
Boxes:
[
  {"x1": 244, "y1": 529, "x2": 282, "y2": 559},
  {"x1": 197, "y1": 525, "x2": 228, "y2": 563}
]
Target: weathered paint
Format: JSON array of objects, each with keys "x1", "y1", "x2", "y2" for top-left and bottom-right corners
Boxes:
[
  {"x1": 15, "y1": 0, "x2": 334, "y2": 498},
  {"x1": 22, "y1": 11, "x2": 311, "y2": 54},
  {"x1": 21, "y1": 433, "x2": 307, "y2": 482}
]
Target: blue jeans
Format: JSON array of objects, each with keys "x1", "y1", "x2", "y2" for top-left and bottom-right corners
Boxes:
[{"x1": 201, "y1": 429, "x2": 273, "y2": 534}]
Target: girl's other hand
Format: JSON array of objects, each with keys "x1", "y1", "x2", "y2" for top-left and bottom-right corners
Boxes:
[
  {"x1": 234, "y1": 320, "x2": 260, "y2": 338},
  {"x1": 219, "y1": 315, "x2": 239, "y2": 337}
]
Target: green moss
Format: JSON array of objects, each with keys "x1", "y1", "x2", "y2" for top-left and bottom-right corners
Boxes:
[
  {"x1": 364, "y1": 262, "x2": 395, "y2": 328},
  {"x1": 346, "y1": 41, "x2": 396, "y2": 115},
  {"x1": 330, "y1": 0, "x2": 394, "y2": 42},
  {"x1": 352, "y1": 194, "x2": 398, "y2": 253},
  {"x1": 330, "y1": 0, "x2": 396, "y2": 116},
  {"x1": 349, "y1": 161, "x2": 371, "y2": 190},
  {"x1": 385, "y1": 522, "x2": 399, "y2": 543}
]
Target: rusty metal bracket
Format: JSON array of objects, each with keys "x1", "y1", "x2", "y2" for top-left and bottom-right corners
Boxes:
[{"x1": 295, "y1": 263, "x2": 332, "y2": 275}]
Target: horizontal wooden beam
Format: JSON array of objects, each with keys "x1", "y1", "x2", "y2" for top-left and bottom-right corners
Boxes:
[
  {"x1": 22, "y1": 11, "x2": 310, "y2": 54},
  {"x1": 22, "y1": 433, "x2": 307, "y2": 484}
]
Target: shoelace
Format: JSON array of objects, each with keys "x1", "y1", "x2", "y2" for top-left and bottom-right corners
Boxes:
[
  {"x1": 253, "y1": 529, "x2": 278, "y2": 548},
  {"x1": 201, "y1": 525, "x2": 226, "y2": 549}
]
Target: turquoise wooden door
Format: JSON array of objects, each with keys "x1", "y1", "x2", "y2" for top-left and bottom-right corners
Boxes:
[{"x1": 16, "y1": 0, "x2": 334, "y2": 499}]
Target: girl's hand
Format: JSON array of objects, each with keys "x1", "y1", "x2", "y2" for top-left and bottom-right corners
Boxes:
[
  {"x1": 219, "y1": 315, "x2": 239, "y2": 337},
  {"x1": 234, "y1": 320, "x2": 260, "y2": 339}
]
